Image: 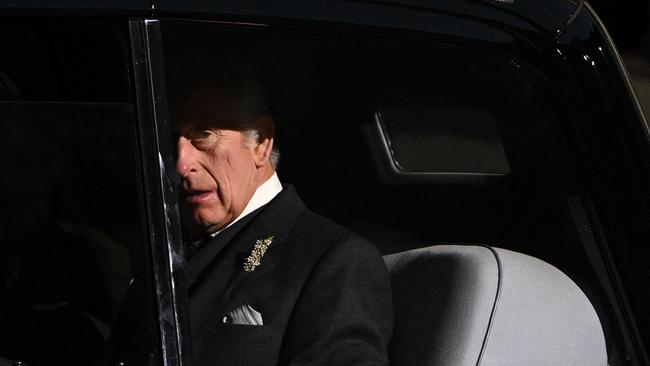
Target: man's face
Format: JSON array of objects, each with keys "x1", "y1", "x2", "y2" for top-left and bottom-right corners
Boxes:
[{"x1": 176, "y1": 125, "x2": 261, "y2": 235}]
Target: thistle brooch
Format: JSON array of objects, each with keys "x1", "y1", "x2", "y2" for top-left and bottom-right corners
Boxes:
[{"x1": 243, "y1": 235, "x2": 274, "y2": 272}]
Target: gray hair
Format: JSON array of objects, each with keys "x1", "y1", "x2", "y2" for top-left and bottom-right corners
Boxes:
[{"x1": 243, "y1": 129, "x2": 280, "y2": 170}]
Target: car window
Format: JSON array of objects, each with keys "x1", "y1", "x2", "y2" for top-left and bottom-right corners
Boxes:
[
  {"x1": 157, "y1": 18, "x2": 650, "y2": 365},
  {"x1": 0, "y1": 18, "x2": 160, "y2": 366}
]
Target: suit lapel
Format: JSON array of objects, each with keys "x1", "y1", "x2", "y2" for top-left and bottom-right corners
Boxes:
[
  {"x1": 213, "y1": 185, "x2": 305, "y2": 314},
  {"x1": 186, "y1": 211, "x2": 260, "y2": 294}
]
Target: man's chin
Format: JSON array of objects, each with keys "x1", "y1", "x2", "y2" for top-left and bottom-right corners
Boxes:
[{"x1": 192, "y1": 212, "x2": 230, "y2": 235}]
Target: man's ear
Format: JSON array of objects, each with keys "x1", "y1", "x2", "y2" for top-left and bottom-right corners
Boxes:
[{"x1": 253, "y1": 136, "x2": 273, "y2": 167}]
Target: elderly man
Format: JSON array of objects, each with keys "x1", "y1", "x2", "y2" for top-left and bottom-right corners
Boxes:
[{"x1": 174, "y1": 68, "x2": 393, "y2": 365}]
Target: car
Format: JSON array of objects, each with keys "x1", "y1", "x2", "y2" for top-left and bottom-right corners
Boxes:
[{"x1": 0, "y1": 0, "x2": 648, "y2": 365}]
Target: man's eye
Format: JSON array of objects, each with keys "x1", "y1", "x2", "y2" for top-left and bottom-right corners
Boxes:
[
  {"x1": 189, "y1": 129, "x2": 212, "y2": 139},
  {"x1": 188, "y1": 129, "x2": 217, "y2": 148}
]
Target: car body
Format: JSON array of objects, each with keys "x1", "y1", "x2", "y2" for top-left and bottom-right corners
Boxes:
[{"x1": 0, "y1": 0, "x2": 648, "y2": 365}]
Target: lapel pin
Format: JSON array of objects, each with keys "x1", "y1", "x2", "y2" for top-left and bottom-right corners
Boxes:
[{"x1": 243, "y1": 235, "x2": 274, "y2": 272}]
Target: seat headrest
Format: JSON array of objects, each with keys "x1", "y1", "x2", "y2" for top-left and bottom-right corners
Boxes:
[{"x1": 384, "y1": 245, "x2": 607, "y2": 366}]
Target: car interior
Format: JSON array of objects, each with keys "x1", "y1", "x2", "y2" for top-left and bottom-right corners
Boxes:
[{"x1": 195, "y1": 23, "x2": 623, "y2": 365}]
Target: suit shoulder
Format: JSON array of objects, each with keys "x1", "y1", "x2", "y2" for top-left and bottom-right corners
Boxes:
[
  {"x1": 294, "y1": 209, "x2": 373, "y2": 245},
  {"x1": 290, "y1": 209, "x2": 386, "y2": 270}
]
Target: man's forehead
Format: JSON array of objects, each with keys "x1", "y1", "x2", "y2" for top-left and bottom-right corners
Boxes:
[
  {"x1": 171, "y1": 88, "x2": 257, "y2": 133},
  {"x1": 175, "y1": 118, "x2": 248, "y2": 135}
]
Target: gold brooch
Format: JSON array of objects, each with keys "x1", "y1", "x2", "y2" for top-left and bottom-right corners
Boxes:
[{"x1": 243, "y1": 235, "x2": 274, "y2": 272}]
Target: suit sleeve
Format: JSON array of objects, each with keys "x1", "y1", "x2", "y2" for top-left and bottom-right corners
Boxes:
[{"x1": 279, "y1": 238, "x2": 393, "y2": 366}]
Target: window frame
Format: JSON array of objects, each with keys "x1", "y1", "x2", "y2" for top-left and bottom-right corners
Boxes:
[{"x1": 129, "y1": 18, "x2": 192, "y2": 366}]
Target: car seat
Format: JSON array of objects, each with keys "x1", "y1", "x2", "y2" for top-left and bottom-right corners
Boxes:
[{"x1": 384, "y1": 245, "x2": 607, "y2": 366}]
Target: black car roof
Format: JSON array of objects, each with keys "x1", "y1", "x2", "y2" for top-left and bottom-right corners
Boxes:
[{"x1": 1, "y1": 0, "x2": 580, "y2": 34}]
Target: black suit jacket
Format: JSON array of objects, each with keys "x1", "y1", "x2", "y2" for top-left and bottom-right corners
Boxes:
[{"x1": 186, "y1": 185, "x2": 393, "y2": 366}]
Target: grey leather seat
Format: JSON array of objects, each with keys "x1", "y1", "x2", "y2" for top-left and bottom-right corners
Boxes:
[{"x1": 384, "y1": 245, "x2": 607, "y2": 366}]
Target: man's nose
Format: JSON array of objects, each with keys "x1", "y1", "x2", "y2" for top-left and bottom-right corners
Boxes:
[{"x1": 176, "y1": 137, "x2": 197, "y2": 177}]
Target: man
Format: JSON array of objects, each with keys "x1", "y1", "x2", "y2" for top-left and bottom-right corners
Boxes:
[{"x1": 174, "y1": 66, "x2": 393, "y2": 365}]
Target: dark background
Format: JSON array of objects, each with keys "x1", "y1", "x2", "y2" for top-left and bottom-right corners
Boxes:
[{"x1": 591, "y1": 0, "x2": 650, "y2": 120}]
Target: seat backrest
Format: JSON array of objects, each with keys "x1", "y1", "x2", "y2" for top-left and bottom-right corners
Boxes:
[{"x1": 384, "y1": 245, "x2": 607, "y2": 366}]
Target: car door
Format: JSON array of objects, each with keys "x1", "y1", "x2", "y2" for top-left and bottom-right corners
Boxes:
[{"x1": 0, "y1": 16, "x2": 188, "y2": 366}]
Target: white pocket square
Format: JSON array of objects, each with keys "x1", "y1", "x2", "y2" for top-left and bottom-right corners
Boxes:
[{"x1": 222, "y1": 304, "x2": 263, "y2": 325}]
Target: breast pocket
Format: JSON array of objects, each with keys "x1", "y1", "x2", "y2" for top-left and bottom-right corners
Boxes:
[{"x1": 197, "y1": 323, "x2": 280, "y2": 366}]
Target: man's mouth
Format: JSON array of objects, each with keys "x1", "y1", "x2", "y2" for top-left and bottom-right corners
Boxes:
[{"x1": 184, "y1": 190, "x2": 215, "y2": 204}]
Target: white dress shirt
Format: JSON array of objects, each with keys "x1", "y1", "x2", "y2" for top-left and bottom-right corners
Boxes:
[{"x1": 211, "y1": 172, "x2": 283, "y2": 237}]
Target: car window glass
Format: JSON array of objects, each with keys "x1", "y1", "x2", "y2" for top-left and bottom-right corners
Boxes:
[
  {"x1": 159, "y1": 19, "x2": 646, "y2": 366},
  {"x1": 0, "y1": 18, "x2": 159, "y2": 366}
]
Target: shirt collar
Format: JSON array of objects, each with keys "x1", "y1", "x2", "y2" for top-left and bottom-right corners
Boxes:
[{"x1": 211, "y1": 172, "x2": 283, "y2": 237}]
